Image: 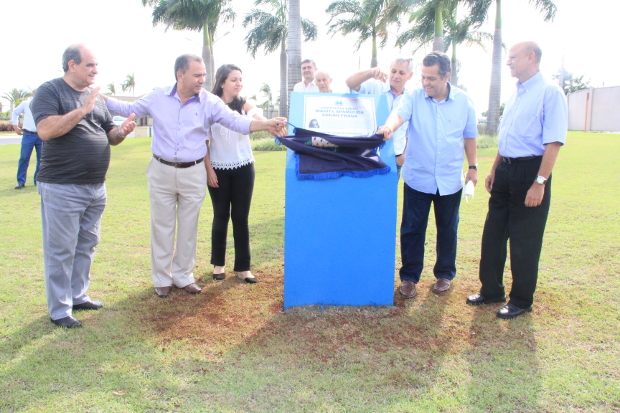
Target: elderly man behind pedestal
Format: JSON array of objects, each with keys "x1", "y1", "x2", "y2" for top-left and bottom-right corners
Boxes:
[
  {"x1": 466, "y1": 41, "x2": 567, "y2": 319},
  {"x1": 105, "y1": 54, "x2": 286, "y2": 298},
  {"x1": 32, "y1": 44, "x2": 135, "y2": 328},
  {"x1": 346, "y1": 58, "x2": 414, "y2": 178},
  {"x1": 378, "y1": 52, "x2": 478, "y2": 299}
]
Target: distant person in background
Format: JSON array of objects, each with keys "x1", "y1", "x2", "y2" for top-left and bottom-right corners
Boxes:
[
  {"x1": 467, "y1": 41, "x2": 567, "y2": 320},
  {"x1": 315, "y1": 71, "x2": 333, "y2": 93},
  {"x1": 31, "y1": 44, "x2": 135, "y2": 328},
  {"x1": 11, "y1": 89, "x2": 43, "y2": 189},
  {"x1": 105, "y1": 54, "x2": 286, "y2": 298},
  {"x1": 346, "y1": 58, "x2": 414, "y2": 178},
  {"x1": 207, "y1": 64, "x2": 265, "y2": 284},
  {"x1": 293, "y1": 59, "x2": 319, "y2": 92}
]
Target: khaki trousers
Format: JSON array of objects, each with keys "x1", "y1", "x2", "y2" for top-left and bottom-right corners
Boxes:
[{"x1": 146, "y1": 158, "x2": 207, "y2": 288}]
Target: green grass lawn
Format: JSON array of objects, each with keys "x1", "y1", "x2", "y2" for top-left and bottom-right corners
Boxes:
[{"x1": 0, "y1": 132, "x2": 618, "y2": 412}]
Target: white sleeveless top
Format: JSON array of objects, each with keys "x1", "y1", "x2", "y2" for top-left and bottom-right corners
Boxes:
[{"x1": 209, "y1": 107, "x2": 261, "y2": 169}]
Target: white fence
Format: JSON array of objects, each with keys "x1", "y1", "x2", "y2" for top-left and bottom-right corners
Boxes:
[{"x1": 568, "y1": 86, "x2": 620, "y2": 132}]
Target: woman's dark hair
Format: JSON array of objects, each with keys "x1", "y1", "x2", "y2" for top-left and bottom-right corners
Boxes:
[{"x1": 212, "y1": 64, "x2": 246, "y2": 114}]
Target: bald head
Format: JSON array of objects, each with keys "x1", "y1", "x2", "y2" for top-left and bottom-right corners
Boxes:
[
  {"x1": 315, "y1": 70, "x2": 333, "y2": 93},
  {"x1": 507, "y1": 41, "x2": 542, "y2": 83}
]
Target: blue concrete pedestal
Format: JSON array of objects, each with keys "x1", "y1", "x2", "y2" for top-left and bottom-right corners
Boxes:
[{"x1": 283, "y1": 93, "x2": 397, "y2": 309}]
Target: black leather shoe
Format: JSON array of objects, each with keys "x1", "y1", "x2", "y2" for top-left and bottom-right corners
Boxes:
[
  {"x1": 73, "y1": 300, "x2": 104, "y2": 310},
  {"x1": 14, "y1": 183, "x2": 25, "y2": 189},
  {"x1": 213, "y1": 272, "x2": 226, "y2": 281},
  {"x1": 497, "y1": 303, "x2": 532, "y2": 319},
  {"x1": 466, "y1": 293, "x2": 507, "y2": 306},
  {"x1": 51, "y1": 316, "x2": 82, "y2": 328}
]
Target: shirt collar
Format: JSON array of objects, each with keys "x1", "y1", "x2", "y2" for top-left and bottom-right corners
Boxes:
[
  {"x1": 517, "y1": 71, "x2": 544, "y2": 92},
  {"x1": 167, "y1": 83, "x2": 202, "y2": 103},
  {"x1": 424, "y1": 82, "x2": 453, "y2": 102}
]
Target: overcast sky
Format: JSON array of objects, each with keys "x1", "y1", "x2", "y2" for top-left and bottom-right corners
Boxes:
[{"x1": 2, "y1": 0, "x2": 617, "y2": 117}]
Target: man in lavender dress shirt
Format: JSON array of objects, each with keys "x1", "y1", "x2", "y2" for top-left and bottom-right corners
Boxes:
[
  {"x1": 105, "y1": 54, "x2": 286, "y2": 298},
  {"x1": 466, "y1": 41, "x2": 567, "y2": 319}
]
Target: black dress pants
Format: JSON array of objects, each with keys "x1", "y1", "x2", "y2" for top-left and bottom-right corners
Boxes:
[
  {"x1": 478, "y1": 157, "x2": 551, "y2": 309},
  {"x1": 207, "y1": 163, "x2": 255, "y2": 272}
]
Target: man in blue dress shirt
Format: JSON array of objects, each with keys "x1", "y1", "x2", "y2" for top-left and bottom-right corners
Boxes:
[
  {"x1": 466, "y1": 41, "x2": 567, "y2": 319},
  {"x1": 106, "y1": 54, "x2": 286, "y2": 298},
  {"x1": 378, "y1": 52, "x2": 478, "y2": 299},
  {"x1": 11, "y1": 89, "x2": 43, "y2": 189}
]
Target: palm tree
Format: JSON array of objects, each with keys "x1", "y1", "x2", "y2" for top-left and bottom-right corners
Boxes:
[
  {"x1": 287, "y1": 0, "x2": 302, "y2": 107},
  {"x1": 1, "y1": 88, "x2": 32, "y2": 116},
  {"x1": 464, "y1": 0, "x2": 557, "y2": 134},
  {"x1": 107, "y1": 83, "x2": 117, "y2": 95},
  {"x1": 326, "y1": 0, "x2": 418, "y2": 68},
  {"x1": 122, "y1": 74, "x2": 136, "y2": 96},
  {"x1": 143, "y1": 0, "x2": 235, "y2": 91},
  {"x1": 243, "y1": 0, "x2": 317, "y2": 117},
  {"x1": 397, "y1": 2, "x2": 492, "y2": 87}
]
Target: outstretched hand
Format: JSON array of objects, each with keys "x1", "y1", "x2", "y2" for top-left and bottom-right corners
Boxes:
[
  {"x1": 119, "y1": 113, "x2": 137, "y2": 137},
  {"x1": 377, "y1": 125, "x2": 393, "y2": 140},
  {"x1": 266, "y1": 117, "x2": 288, "y2": 137}
]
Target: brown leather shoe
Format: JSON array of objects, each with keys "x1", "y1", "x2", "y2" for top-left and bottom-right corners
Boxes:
[
  {"x1": 399, "y1": 280, "x2": 417, "y2": 298},
  {"x1": 154, "y1": 286, "x2": 170, "y2": 298},
  {"x1": 433, "y1": 278, "x2": 451, "y2": 293},
  {"x1": 182, "y1": 283, "x2": 202, "y2": 294}
]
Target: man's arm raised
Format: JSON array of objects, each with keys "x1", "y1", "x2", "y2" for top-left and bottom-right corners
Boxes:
[
  {"x1": 346, "y1": 68, "x2": 387, "y2": 92},
  {"x1": 37, "y1": 87, "x2": 100, "y2": 140}
]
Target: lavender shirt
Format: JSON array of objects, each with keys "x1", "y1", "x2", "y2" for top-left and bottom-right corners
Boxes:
[{"x1": 106, "y1": 85, "x2": 253, "y2": 162}]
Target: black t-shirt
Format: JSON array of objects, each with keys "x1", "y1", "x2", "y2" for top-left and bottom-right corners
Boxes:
[{"x1": 32, "y1": 78, "x2": 116, "y2": 184}]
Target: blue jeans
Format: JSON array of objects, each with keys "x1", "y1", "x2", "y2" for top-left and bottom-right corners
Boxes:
[
  {"x1": 38, "y1": 182, "x2": 106, "y2": 320},
  {"x1": 400, "y1": 184, "x2": 462, "y2": 283},
  {"x1": 17, "y1": 131, "x2": 43, "y2": 185}
]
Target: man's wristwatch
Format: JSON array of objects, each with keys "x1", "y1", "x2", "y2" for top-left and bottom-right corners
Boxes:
[
  {"x1": 535, "y1": 175, "x2": 547, "y2": 185},
  {"x1": 468, "y1": 165, "x2": 477, "y2": 170}
]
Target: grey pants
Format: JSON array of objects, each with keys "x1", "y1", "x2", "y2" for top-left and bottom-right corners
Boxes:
[{"x1": 38, "y1": 182, "x2": 106, "y2": 320}]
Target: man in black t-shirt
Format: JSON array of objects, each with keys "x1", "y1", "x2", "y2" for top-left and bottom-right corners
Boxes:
[{"x1": 31, "y1": 44, "x2": 136, "y2": 328}]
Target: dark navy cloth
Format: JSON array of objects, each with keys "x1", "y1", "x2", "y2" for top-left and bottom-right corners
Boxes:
[{"x1": 276, "y1": 127, "x2": 390, "y2": 180}]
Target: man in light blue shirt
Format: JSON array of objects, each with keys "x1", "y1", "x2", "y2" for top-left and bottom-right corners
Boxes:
[
  {"x1": 105, "y1": 54, "x2": 286, "y2": 298},
  {"x1": 466, "y1": 41, "x2": 567, "y2": 319},
  {"x1": 378, "y1": 52, "x2": 478, "y2": 299},
  {"x1": 346, "y1": 58, "x2": 414, "y2": 178},
  {"x1": 11, "y1": 89, "x2": 43, "y2": 189}
]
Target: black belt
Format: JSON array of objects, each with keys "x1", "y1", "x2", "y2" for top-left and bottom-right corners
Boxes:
[
  {"x1": 153, "y1": 154, "x2": 204, "y2": 168},
  {"x1": 22, "y1": 129, "x2": 37, "y2": 135},
  {"x1": 502, "y1": 155, "x2": 542, "y2": 164}
]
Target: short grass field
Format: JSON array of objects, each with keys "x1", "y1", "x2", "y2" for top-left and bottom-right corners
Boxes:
[{"x1": 0, "y1": 132, "x2": 618, "y2": 412}]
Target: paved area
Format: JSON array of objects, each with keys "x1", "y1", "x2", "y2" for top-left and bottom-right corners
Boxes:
[{"x1": 0, "y1": 134, "x2": 21, "y2": 145}]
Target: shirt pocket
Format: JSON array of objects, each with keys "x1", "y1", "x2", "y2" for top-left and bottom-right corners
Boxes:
[{"x1": 515, "y1": 114, "x2": 540, "y2": 140}]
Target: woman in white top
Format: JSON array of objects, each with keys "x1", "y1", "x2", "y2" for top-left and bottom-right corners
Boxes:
[{"x1": 206, "y1": 64, "x2": 264, "y2": 283}]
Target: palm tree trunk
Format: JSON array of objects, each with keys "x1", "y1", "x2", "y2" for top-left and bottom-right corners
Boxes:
[
  {"x1": 486, "y1": 0, "x2": 502, "y2": 135},
  {"x1": 433, "y1": 7, "x2": 444, "y2": 52},
  {"x1": 279, "y1": 38, "x2": 288, "y2": 118},
  {"x1": 202, "y1": 23, "x2": 214, "y2": 92},
  {"x1": 371, "y1": 32, "x2": 378, "y2": 68},
  {"x1": 287, "y1": 0, "x2": 302, "y2": 117},
  {"x1": 451, "y1": 43, "x2": 458, "y2": 87}
]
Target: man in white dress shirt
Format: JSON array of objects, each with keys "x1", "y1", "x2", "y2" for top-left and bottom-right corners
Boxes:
[
  {"x1": 293, "y1": 59, "x2": 319, "y2": 92},
  {"x1": 11, "y1": 89, "x2": 43, "y2": 189}
]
